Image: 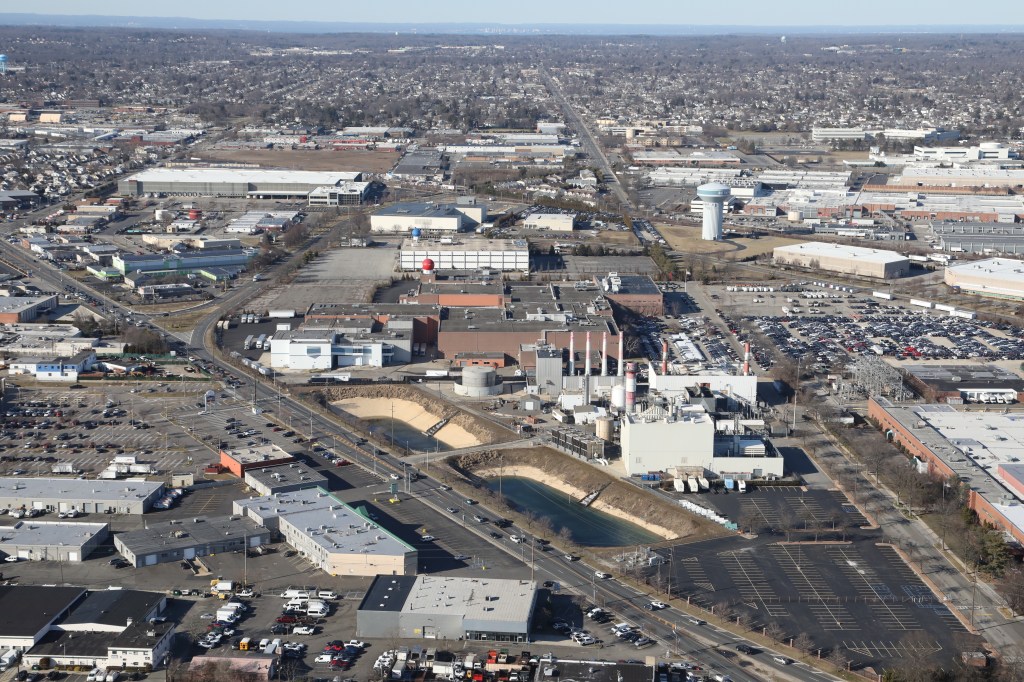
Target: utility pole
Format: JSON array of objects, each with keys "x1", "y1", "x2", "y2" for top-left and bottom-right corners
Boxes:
[{"x1": 791, "y1": 356, "x2": 800, "y2": 434}]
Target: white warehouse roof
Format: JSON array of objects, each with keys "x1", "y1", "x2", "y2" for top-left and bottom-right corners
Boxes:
[
  {"x1": 947, "y1": 257, "x2": 1024, "y2": 283},
  {"x1": 774, "y1": 241, "x2": 909, "y2": 264},
  {"x1": 124, "y1": 168, "x2": 362, "y2": 185}
]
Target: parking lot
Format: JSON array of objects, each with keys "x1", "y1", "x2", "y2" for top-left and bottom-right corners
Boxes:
[
  {"x1": 0, "y1": 384, "x2": 216, "y2": 482},
  {"x1": 654, "y1": 486, "x2": 978, "y2": 669}
]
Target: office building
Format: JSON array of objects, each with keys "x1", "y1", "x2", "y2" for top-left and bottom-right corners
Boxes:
[{"x1": 219, "y1": 445, "x2": 295, "y2": 477}]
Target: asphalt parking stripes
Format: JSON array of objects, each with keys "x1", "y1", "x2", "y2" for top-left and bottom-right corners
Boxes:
[{"x1": 770, "y1": 545, "x2": 858, "y2": 632}]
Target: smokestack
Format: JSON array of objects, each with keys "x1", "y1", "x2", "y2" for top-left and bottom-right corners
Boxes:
[
  {"x1": 661, "y1": 338, "x2": 669, "y2": 376},
  {"x1": 584, "y1": 331, "x2": 592, "y2": 378},
  {"x1": 625, "y1": 362, "x2": 637, "y2": 413},
  {"x1": 618, "y1": 333, "x2": 624, "y2": 376},
  {"x1": 601, "y1": 332, "x2": 608, "y2": 377},
  {"x1": 568, "y1": 332, "x2": 575, "y2": 376},
  {"x1": 743, "y1": 342, "x2": 751, "y2": 376}
]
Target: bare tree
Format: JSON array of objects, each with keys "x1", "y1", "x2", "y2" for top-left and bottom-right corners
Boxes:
[
  {"x1": 764, "y1": 621, "x2": 785, "y2": 643},
  {"x1": 792, "y1": 632, "x2": 814, "y2": 657},
  {"x1": 826, "y1": 647, "x2": 849, "y2": 671}
]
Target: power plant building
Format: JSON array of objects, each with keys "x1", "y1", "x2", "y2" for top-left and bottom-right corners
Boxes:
[
  {"x1": 773, "y1": 241, "x2": 910, "y2": 279},
  {"x1": 944, "y1": 257, "x2": 1024, "y2": 300},
  {"x1": 118, "y1": 168, "x2": 364, "y2": 198}
]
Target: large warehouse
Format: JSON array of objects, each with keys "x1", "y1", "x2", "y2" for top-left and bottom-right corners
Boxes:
[
  {"x1": 371, "y1": 201, "x2": 487, "y2": 234},
  {"x1": 0, "y1": 478, "x2": 164, "y2": 515},
  {"x1": 945, "y1": 257, "x2": 1024, "y2": 300},
  {"x1": 357, "y1": 576, "x2": 537, "y2": 642},
  {"x1": 773, "y1": 241, "x2": 910, "y2": 279},
  {"x1": 399, "y1": 237, "x2": 529, "y2": 272},
  {"x1": 117, "y1": 168, "x2": 364, "y2": 198}
]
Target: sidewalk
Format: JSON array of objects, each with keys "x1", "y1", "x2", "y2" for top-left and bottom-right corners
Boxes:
[{"x1": 810, "y1": 423, "x2": 1024, "y2": 656}]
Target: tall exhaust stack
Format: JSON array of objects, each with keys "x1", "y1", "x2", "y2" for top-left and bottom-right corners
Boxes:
[
  {"x1": 568, "y1": 332, "x2": 575, "y2": 376},
  {"x1": 661, "y1": 338, "x2": 669, "y2": 376},
  {"x1": 625, "y1": 362, "x2": 637, "y2": 413},
  {"x1": 601, "y1": 332, "x2": 608, "y2": 377},
  {"x1": 584, "y1": 331, "x2": 592, "y2": 377},
  {"x1": 618, "y1": 333, "x2": 624, "y2": 376},
  {"x1": 743, "y1": 342, "x2": 751, "y2": 376}
]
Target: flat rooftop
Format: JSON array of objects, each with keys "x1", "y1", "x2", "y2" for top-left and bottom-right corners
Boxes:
[
  {"x1": 603, "y1": 274, "x2": 661, "y2": 296},
  {"x1": 244, "y1": 462, "x2": 328, "y2": 491},
  {"x1": 60, "y1": 589, "x2": 163, "y2": 629},
  {"x1": 905, "y1": 364, "x2": 1024, "y2": 393},
  {"x1": 400, "y1": 238, "x2": 527, "y2": 252},
  {"x1": 31, "y1": 620, "x2": 174, "y2": 657},
  {"x1": 0, "y1": 295, "x2": 56, "y2": 314},
  {"x1": 223, "y1": 444, "x2": 294, "y2": 466},
  {"x1": 0, "y1": 520, "x2": 108, "y2": 549},
  {"x1": 947, "y1": 258, "x2": 1024, "y2": 284},
  {"x1": 545, "y1": 661, "x2": 654, "y2": 682},
  {"x1": 0, "y1": 585, "x2": 84, "y2": 637},
  {"x1": 774, "y1": 241, "x2": 910, "y2": 264},
  {"x1": 115, "y1": 515, "x2": 267, "y2": 555},
  {"x1": 401, "y1": 575, "x2": 536, "y2": 623},
  {"x1": 278, "y1": 503, "x2": 415, "y2": 557},
  {"x1": 234, "y1": 487, "x2": 339, "y2": 519},
  {"x1": 123, "y1": 168, "x2": 361, "y2": 185},
  {"x1": 375, "y1": 203, "x2": 463, "y2": 219},
  {"x1": 359, "y1": 575, "x2": 418, "y2": 613},
  {"x1": 873, "y1": 400, "x2": 1021, "y2": 509},
  {"x1": 0, "y1": 477, "x2": 163, "y2": 502}
]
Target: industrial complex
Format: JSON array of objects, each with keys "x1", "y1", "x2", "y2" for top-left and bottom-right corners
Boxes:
[{"x1": 944, "y1": 257, "x2": 1024, "y2": 300}]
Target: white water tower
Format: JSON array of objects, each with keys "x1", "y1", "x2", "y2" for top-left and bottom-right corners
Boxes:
[{"x1": 697, "y1": 182, "x2": 731, "y2": 241}]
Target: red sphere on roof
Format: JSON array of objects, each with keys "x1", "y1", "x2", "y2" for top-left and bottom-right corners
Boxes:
[{"x1": 421, "y1": 258, "x2": 435, "y2": 272}]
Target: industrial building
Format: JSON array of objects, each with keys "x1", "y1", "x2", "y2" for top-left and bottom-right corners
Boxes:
[
  {"x1": 600, "y1": 273, "x2": 665, "y2": 317},
  {"x1": 113, "y1": 515, "x2": 270, "y2": 567},
  {"x1": 219, "y1": 444, "x2": 295, "y2": 477},
  {"x1": 620, "y1": 404, "x2": 783, "y2": 479},
  {"x1": 117, "y1": 168, "x2": 364, "y2": 198},
  {"x1": 0, "y1": 586, "x2": 86, "y2": 653},
  {"x1": 398, "y1": 237, "x2": 529, "y2": 272},
  {"x1": 233, "y1": 487, "x2": 417, "y2": 576},
  {"x1": 21, "y1": 589, "x2": 173, "y2": 671},
  {"x1": 903, "y1": 364, "x2": 1024, "y2": 404},
  {"x1": 306, "y1": 182, "x2": 372, "y2": 206},
  {"x1": 0, "y1": 477, "x2": 165, "y2": 515},
  {"x1": 869, "y1": 398, "x2": 1024, "y2": 544},
  {"x1": 243, "y1": 462, "x2": 328, "y2": 497},
  {"x1": 523, "y1": 212, "x2": 577, "y2": 232},
  {"x1": 269, "y1": 324, "x2": 413, "y2": 370},
  {"x1": 0, "y1": 520, "x2": 109, "y2": 562},
  {"x1": 773, "y1": 241, "x2": 910, "y2": 279},
  {"x1": 112, "y1": 249, "x2": 254, "y2": 277},
  {"x1": 357, "y1": 575, "x2": 538, "y2": 642},
  {"x1": 371, "y1": 200, "x2": 486, "y2": 234},
  {"x1": 0, "y1": 294, "x2": 58, "y2": 323},
  {"x1": 945, "y1": 257, "x2": 1024, "y2": 300}
]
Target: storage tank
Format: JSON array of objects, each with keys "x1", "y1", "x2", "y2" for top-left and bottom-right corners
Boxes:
[
  {"x1": 787, "y1": 210, "x2": 803, "y2": 222},
  {"x1": 595, "y1": 415, "x2": 614, "y2": 442},
  {"x1": 610, "y1": 384, "x2": 627, "y2": 410},
  {"x1": 455, "y1": 366, "x2": 501, "y2": 397}
]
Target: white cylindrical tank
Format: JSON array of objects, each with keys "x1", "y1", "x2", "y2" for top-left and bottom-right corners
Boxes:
[
  {"x1": 611, "y1": 384, "x2": 627, "y2": 410},
  {"x1": 596, "y1": 416, "x2": 614, "y2": 442},
  {"x1": 787, "y1": 210, "x2": 803, "y2": 222},
  {"x1": 461, "y1": 366, "x2": 496, "y2": 388}
]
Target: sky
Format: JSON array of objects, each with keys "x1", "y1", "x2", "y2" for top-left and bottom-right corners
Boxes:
[{"x1": 19, "y1": 0, "x2": 1024, "y2": 26}]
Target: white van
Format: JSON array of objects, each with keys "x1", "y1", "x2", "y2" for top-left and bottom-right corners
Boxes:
[
  {"x1": 105, "y1": 671, "x2": 121, "y2": 682},
  {"x1": 307, "y1": 603, "x2": 329, "y2": 617},
  {"x1": 286, "y1": 597, "x2": 308, "y2": 608},
  {"x1": 85, "y1": 669, "x2": 102, "y2": 682},
  {"x1": 258, "y1": 638, "x2": 270, "y2": 651},
  {"x1": 281, "y1": 589, "x2": 310, "y2": 599},
  {"x1": 317, "y1": 589, "x2": 338, "y2": 600}
]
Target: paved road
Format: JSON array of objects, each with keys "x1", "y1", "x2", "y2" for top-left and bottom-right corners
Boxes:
[
  {"x1": 540, "y1": 68, "x2": 631, "y2": 210},
  {"x1": 0, "y1": 217, "x2": 835, "y2": 681}
]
